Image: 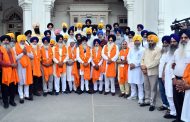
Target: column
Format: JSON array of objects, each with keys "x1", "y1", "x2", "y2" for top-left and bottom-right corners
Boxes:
[
  {"x1": 44, "y1": 0, "x2": 55, "y2": 28},
  {"x1": 123, "y1": 0, "x2": 135, "y2": 30},
  {"x1": 158, "y1": 0, "x2": 165, "y2": 47},
  {"x1": 18, "y1": 0, "x2": 32, "y2": 33}
]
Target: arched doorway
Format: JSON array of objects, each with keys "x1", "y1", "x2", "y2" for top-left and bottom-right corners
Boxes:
[{"x1": 2, "y1": 7, "x2": 23, "y2": 36}]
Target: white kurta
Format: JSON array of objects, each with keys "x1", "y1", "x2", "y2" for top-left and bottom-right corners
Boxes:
[
  {"x1": 13, "y1": 46, "x2": 34, "y2": 85},
  {"x1": 164, "y1": 53, "x2": 174, "y2": 97},
  {"x1": 159, "y1": 52, "x2": 168, "y2": 78},
  {"x1": 181, "y1": 89, "x2": 190, "y2": 122},
  {"x1": 127, "y1": 47, "x2": 144, "y2": 84},
  {"x1": 66, "y1": 47, "x2": 77, "y2": 82}
]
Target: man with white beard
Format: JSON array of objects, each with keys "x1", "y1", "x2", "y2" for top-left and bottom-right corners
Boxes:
[
  {"x1": 115, "y1": 29, "x2": 123, "y2": 50},
  {"x1": 157, "y1": 35, "x2": 170, "y2": 111},
  {"x1": 163, "y1": 34, "x2": 179, "y2": 119},
  {"x1": 77, "y1": 36, "x2": 92, "y2": 93},
  {"x1": 127, "y1": 35, "x2": 144, "y2": 103},
  {"x1": 53, "y1": 35, "x2": 68, "y2": 95},
  {"x1": 13, "y1": 35, "x2": 33, "y2": 104},
  {"x1": 30, "y1": 37, "x2": 42, "y2": 97},
  {"x1": 171, "y1": 29, "x2": 190, "y2": 122},
  {"x1": 102, "y1": 34, "x2": 119, "y2": 96},
  {"x1": 41, "y1": 37, "x2": 54, "y2": 96},
  {"x1": 0, "y1": 35, "x2": 19, "y2": 108}
]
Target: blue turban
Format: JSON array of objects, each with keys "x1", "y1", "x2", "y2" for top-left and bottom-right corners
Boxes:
[
  {"x1": 56, "y1": 34, "x2": 63, "y2": 42},
  {"x1": 0, "y1": 35, "x2": 11, "y2": 42},
  {"x1": 179, "y1": 29, "x2": 190, "y2": 39},
  {"x1": 30, "y1": 36, "x2": 39, "y2": 43},
  {"x1": 97, "y1": 30, "x2": 104, "y2": 35},
  {"x1": 170, "y1": 34, "x2": 180, "y2": 43},
  {"x1": 137, "y1": 24, "x2": 144, "y2": 30},
  {"x1": 42, "y1": 36, "x2": 50, "y2": 43},
  {"x1": 141, "y1": 30, "x2": 148, "y2": 37},
  {"x1": 128, "y1": 31, "x2": 135, "y2": 36},
  {"x1": 93, "y1": 39, "x2": 101, "y2": 46},
  {"x1": 162, "y1": 35, "x2": 171, "y2": 44},
  {"x1": 44, "y1": 30, "x2": 51, "y2": 36},
  {"x1": 108, "y1": 34, "x2": 116, "y2": 42}
]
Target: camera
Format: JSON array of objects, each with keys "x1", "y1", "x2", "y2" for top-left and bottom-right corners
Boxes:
[{"x1": 171, "y1": 17, "x2": 190, "y2": 33}]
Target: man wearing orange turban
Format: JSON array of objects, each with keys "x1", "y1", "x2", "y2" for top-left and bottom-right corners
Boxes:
[
  {"x1": 127, "y1": 35, "x2": 145, "y2": 104},
  {"x1": 13, "y1": 34, "x2": 33, "y2": 103},
  {"x1": 140, "y1": 34, "x2": 162, "y2": 111}
]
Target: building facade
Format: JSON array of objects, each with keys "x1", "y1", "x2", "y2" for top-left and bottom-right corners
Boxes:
[{"x1": 0, "y1": 0, "x2": 189, "y2": 39}]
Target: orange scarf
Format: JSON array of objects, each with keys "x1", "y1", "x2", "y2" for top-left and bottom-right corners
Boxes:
[
  {"x1": 1, "y1": 46, "x2": 19, "y2": 86},
  {"x1": 55, "y1": 44, "x2": 67, "y2": 77},
  {"x1": 31, "y1": 45, "x2": 42, "y2": 77},
  {"x1": 104, "y1": 44, "x2": 117, "y2": 77},
  {"x1": 79, "y1": 45, "x2": 91, "y2": 80},
  {"x1": 92, "y1": 46, "x2": 102, "y2": 83},
  {"x1": 15, "y1": 43, "x2": 33, "y2": 85},
  {"x1": 183, "y1": 63, "x2": 190, "y2": 85},
  {"x1": 41, "y1": 46, "x2": 53, "y2": 81},
  {"x1": 68, "y1": 46, "x2": 80, "y2": 88},
  {"x1": 118, "y1": 48, "x2": 129, "y2": 85}
]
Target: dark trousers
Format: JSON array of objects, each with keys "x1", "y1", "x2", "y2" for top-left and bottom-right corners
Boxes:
[
  {"x1": 173, "y1": 76, "x2": 185, "y2": 121},
  {"x1": 158, "y1": 78, "x2": 169, "y2": 106},
  {"x1": 1, "y1": 82, "x2": 16, "y2": 104},
  {"x1": 29, "y1": 76, "x2": 42, "y2": 95}
]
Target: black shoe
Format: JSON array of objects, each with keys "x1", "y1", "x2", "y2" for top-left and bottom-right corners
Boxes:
[
  {"x1": 119, "y1": 93, "x2": 125, "y2": 97},
  {"x1": 76, "y1": 90, "x2": 83, "y2": 95},
  {"x1": 63, "y1": 91, "x2": 69, "y2": 94},
  {"x1": 163, "y1": 114, "x2": 176, "y2": 119},
  {"x1": 48, "y1": 92, "x2": 53, "y2": 95},
  {"x1": 19, "y1": 99, "x2": 24, "y2": 104},
  {"x1": 25, "y1": 97, "x2": 33, "y2": 101},
  {"x1": 93, "y1": 90, "x2": 98, "y2": 94},
  {"x1": 3, "y1": 103, "x2": 9, "y2": 109},
  {"x1": 55, "y1": 92, "x2": 59, "y2": 96},
  {"x1": 99, "y1": 91, "x2": 103, "y2": 94},
  {"x1": 86, "y1": 90, "x2": 92, "y2": 94},
  {"x1": 112, "y1": 93, "x2": 115, "y2": 96},
  {"x1": 43, "y1": 92, "x2": 48, "y2": 97},
  {"x1": 124, "y1": 94, "x2": 130, "y2": 98},
  {"x1": 33, "y1": 92, "x2": 41, "y2": 96},
  {"x1": 149, "y1": 106, "x2": 155, "y2": 111},
  {"x1": 157, "y1": 106, "x2": 168, "y2": 111},
  {"x1": 9, "y1": 101, "x2": 17, "y2": 106},
  {"x1": 104, "y1": 92, "x2": 109, "y2": 95},
  {"x1": 140, "y1": 102, "x2": 150, "y2": 107}
]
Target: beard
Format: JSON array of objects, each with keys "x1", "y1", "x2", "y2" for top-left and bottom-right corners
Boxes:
[
  {"x1": 169, "y1": 44, "x2": 178, "y2": 55},
  {"x1": 10, "y1": 42, "x2": 15, "y2": 48},
  {"x1": 2, "y1": 44, "x2": 11, "y2": 51},
  {"x1": 63, "y1": 28, "x2": 67, "y2": 33},
  {"x1": 177, "y1": 40, "x2": 190, "y2": 58},
  {"x1": 93, "y1": 32, "x2": 97, "y2": 36},
  {"x1": 44, "y1": 45, "x2": 49, "y2": 50},
  {"x1": 58, "y1": 42, "x2": 63, "y2": 48},
  {"x1": 82, "y1": 43, "x2": 87, "y2": 49},
  {"x1": 148, "y1": 43, "x2": 156, "y2": 50},
  {"x1": 134, "y1": 44, "x2": 140, "y2": 50},
  {"x1": 32, "y1": 44, "x2": 37, "y2": 49},
  {"x1": 161, "y1": 46, "x2": 169, "y2": 53},
  {"x1": 34, "y1": 28, "x2": 40, "y2": 34}
]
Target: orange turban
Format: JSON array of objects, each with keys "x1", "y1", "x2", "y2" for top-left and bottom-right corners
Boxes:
[
  {"x1": 86, "y1": 28, "x2": 92, "y2": 34},
  {"x1": 147, "y1": 34, "x2": 159, "y2": 43},
  {"x1": 17, "y1": 35, "x2": 26, "y2": 43},
  {"x1": 133, "y1": 35, "x2": 143, "y2": 42}
]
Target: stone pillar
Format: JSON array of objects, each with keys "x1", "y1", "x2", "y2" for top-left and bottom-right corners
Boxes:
[
  {"x1": 18, "y1": 0, "x2": 32, "y2": 33},
  {"x1": 44, "y1": 0, "x2": 55, "y2": 29},
  {"x1": 158, "y1": 0, "x2": 165, "y2": 47},
  {"x1": 123, "y1": 0, "x2": 135, "y2": 30}
]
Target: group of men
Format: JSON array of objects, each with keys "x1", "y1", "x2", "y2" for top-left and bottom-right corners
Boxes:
[{"x1": 0, "y1": 19, "x2": 190, "y2": 122}]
